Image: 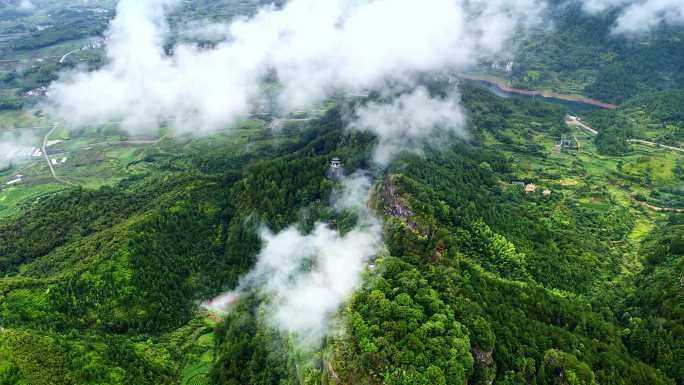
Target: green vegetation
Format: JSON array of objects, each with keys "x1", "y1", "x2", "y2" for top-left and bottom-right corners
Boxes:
[
  {"x1": 484, "y1": 2, "x2": 684, "y2": 106},
  {"x1": 588, "y1": 89, "x2": 684, "y2": 150},
  {"x1": 0, "y1": 1, "x2": 114, "y2": 111},
  {"x1": 1, "y1": 0, "x2": 684, "y2": 378},
  {"x1": 1, "y1": 83, "x2": 682, "y2": 384},
  {"x1": 343, "y1": 257, "x2": 474, "y2": 385},
  {"x1": 619, "y1": 218, "x2": 684, "y2": 383},
  {"x1": 212, "y1": 87, "x2": 684, "y2": 385},
  {"x1": 577, "y1": 89, "x2": 684, "y2": 208}
]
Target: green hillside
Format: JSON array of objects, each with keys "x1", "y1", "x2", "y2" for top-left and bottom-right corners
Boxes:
[
  {"x1": 1, "y1": 1, "x2": 684, "y2": 383},
  {"x1": 0, "y1": 85, "x2": 681, "y2": 384}
]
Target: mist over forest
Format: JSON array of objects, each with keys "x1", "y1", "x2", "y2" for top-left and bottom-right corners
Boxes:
[{"x1": 0, "y1": 1, "x2": 683, "y2": 385}]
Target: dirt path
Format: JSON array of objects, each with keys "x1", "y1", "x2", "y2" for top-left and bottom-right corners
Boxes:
[
  {"x1": 42, "y1": 124, "x2": 74, "y2": 186},
  {"x1": 566, "y1": 115, "x2": 684, "y2": 154},
  {"x1": 565, "y1": 116, "x2": 684, "y2": 213},
  {"x1": 565, "y1": 115, "x2": 598, "y2": 135},
  {"x1": 59, "y1": 49, "x2": 80, "y2": 64},
  {"x1": 630, "y1": 196, "x2": 684, "y2": 213},
  {"x1": 270, "y1": 118, "x2": 315, "y2": 130},
  {"x1": 82, "y1": 134, "x2": 167, "y2": 149},
  {"x1": 627, "y1": 139, "x2": 684, "y2": 154}
]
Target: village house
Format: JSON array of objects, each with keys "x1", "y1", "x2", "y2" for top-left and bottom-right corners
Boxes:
[{"x1": 555, "y1": 138, "x2": 575, "y2": 148}]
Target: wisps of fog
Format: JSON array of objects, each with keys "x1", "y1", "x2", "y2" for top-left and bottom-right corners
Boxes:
[
  {"x1": 353, "y1": 87, "x2": 466, "y2": 165},
  {"x1": 0, "y1": 132, "x2": 37, "y2": 164},
  {"x1": 579, "y1": 0, "x2": 684, "y2": 34},
  {"x1": 204, "y1": 172, "x2": 383, "y2": 347},
  {"x1": 178, "y1": 20, "x2": 233, "y2": 42}
]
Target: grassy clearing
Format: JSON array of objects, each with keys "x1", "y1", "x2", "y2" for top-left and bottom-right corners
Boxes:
[
  {"x1": 180, "y1": 362, "x2": 211, "y2": 385},
  {"x1": 0, "y1": 110, "x2": 48, "y2": 131},
  {"x1": 629, "y1": 218, "x2": 655, "y2": 241},
  {"x1": 557, "y1": 178, "x2": 580, "y2": 187},
  {"x1": 622, "y1": 155, "x2": 676, "y2": 184},
  {"x1": 0, "y1": 182, "x2": 64, "y2": 218},
  {"x1": 178, "y1": 319, "x2": 216, "y2": 385}
]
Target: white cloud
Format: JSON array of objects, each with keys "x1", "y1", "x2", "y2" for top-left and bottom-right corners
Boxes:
[
  {"x1": 0, "y1": 131, "x2": 37, "y2": 162},
  {"x1": 47, "y1": 0, "x2": 546, "y2": 134},
  {"x1": 204, "y1": 173, "x2": 383, "y2": 347},
  {"x1": 18, "y1": 0, "x2": 35, "y2": 10},
  {"x1": 353, "y1": 88, "x2": 466, "y2": 165},
  {"x1": 256, "y1": 220, "x2": 381, "y2": 342},
  {"x1": 48, "y1": 0, "x2": 261, "y2": 134},
  {"x1": 332, "y1": 170, "x2": 373, "y2": 212},
  {"x1": 580, "y1": 0, "x2": 684, "y2": 34}
]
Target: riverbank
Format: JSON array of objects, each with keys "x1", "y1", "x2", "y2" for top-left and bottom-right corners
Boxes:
[{"x1": 462, "y1": 74, "x2": 618, "y2": 110}]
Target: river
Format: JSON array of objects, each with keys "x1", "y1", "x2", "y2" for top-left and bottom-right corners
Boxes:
[{"x1": 462, "y1": 75, "x2": 617, "y2": 114}]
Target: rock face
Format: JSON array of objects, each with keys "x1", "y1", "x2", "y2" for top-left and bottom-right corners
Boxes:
[
  {"x1": 381, "y1": 176, "x2": 418, "y2": 230},
  {"x1": 432, "y1": 241, "x2": 445, "y2": 263},
  {"x1": 471, "y1": 347, "x2": 495, "y2": 385},
  {"x1": 472, "y1": 347, "x2": 493, "y2": 365}
]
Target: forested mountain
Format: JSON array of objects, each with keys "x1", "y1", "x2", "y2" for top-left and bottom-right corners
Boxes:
[
  {"x1": 1, "y1": 0, "x2": 683, "y2": 384},
  {"x1": 0, "y1": 84, "x2": 681, "y2": 384}
]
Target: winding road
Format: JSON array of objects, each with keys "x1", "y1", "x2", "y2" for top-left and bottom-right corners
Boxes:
[
  {"x1": 565, "y1": 115, "x2": 684, "y2": 213},
  {"x1": 630, "y1": 196, "x2": 684, "y2": 213},
  {"x1": 566, "y1": 115, "x2": 684, "y2": 154},
  {"x1": 626, "y1": 139, "x2": 684, "y2": 155},
  {"x1": 59, "y1": 49, "x2": 80, "y2": 64},
  {"x1": 42, "y1": 124, "x2": 73, "y2": 185}
]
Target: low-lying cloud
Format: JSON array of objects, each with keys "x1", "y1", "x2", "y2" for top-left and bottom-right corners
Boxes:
[
  {"x1": 0, "y1": 132, "x2": 37, "y2": 163},
  {"x1": 353, "y1": 87, "x2": 466, "y2": 165},
  {"x1": 47, "y1": 0, "x2": 545, "y2": 134},
  {"x1": 204, "y1": 172, "x2": 383, "y2": 347},
  {"x1": 579, "y1": 0, "x2": 684, "y2": 34}
]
